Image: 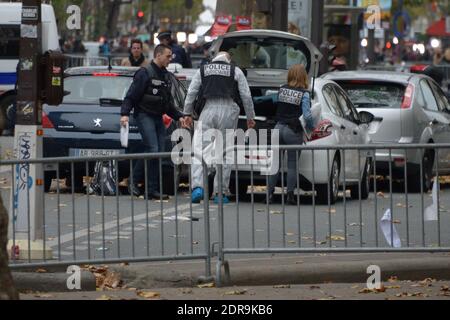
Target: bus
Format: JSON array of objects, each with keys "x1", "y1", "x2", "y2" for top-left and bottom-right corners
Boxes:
[{"x1": 0, "y1": 2, "x2": 59, "y2": 134}]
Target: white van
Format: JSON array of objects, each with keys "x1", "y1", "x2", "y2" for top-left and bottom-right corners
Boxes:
[{"x1": 0, "y1": 3, "x2": 59, "y2": 132}]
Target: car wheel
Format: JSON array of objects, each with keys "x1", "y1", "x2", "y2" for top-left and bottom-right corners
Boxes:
[
  {"x1": 315, "y1": 154, "x2": 340, "y2": 205},
  {"x1": 350, "y1": 158, "x2": 371, "y2": 200},
  {"x1": 0, "y1": 94, "x2": 15, "y2": 135},
  {"x1": 44, "y1": 171, "x2": 56, "y2": 192},
  {"x1": 407, "y1": 150, "x2": 433, "y2": 193}
]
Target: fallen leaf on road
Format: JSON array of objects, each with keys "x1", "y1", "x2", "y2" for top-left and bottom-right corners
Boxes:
[
  {"x1": 197, "y1": 283, "x2": 215, "y2": 288},
  {"x1": 136, "y1": 291, "x2": 160, "y2": 299},
  {"x1": 288, "y1": 240, "x2": 296, "y2": 244},
  {"x1": 224, "y1": 290, "x2": 247, "y2": 295},
  {"x1": 377, "y1": 192, "x2": 386, "y2": 198},
  {"x1": 102, "y1": 271, "x2": 122, "y2": 289},
  {"x1": 396, "y1": 203, "x2": 407, "y2": 208},
  {"x1": 34, "y1": 293, "x2": 53, "y2": 298},
  {"x1": 286, "y1": 232, "x2": 295, "y2": 236},
  {"x1": 270, "y1": 210, "x2": 283, "y2": 215},
  {"x1": 35, "y1": 268, "x2": 47, "y2": 273},
  {"x1": 328, "y1": 235, "x2": 345, "y2": 241},
  {"x1": 180, "y1": 288, "x2": 193, "y2": 294},
  {"x1": 348, "y1": 223, "x2": 364, "y2": 227},
  {"x1": 385, "y1": 285, "x2": 401, "y2": 289},
  {"x1": 393, "y1": 219, "x2": 401, "y2": 224},
  {"x1": 301, "y1": 236, "x2": 313, "y2": 240},
  {"x1": 325, "y1": 208, "x2": 336, "y2": 214},
  {"x1": 351, "y1": 285, "x2": 359, "y2": 289},
  {"x1": 388, "y1": 276, "x2": 398, "y2": 283},
  {"x1": 358, "y1": 286, "x2": 386, "y2": 294},
  {"x1": 316, "y1": 241, "x2": 327, "y2": 245},
  {"x1": 440, "y1": 285, "x2": 449, "y2": 292},
  {"x1": 127, "y1": 288, "x2": 137, "y2": 291},
  {"x1": 273, "y1": 285, "x2": 291, "y2": 289},
  {"x1": 96, "y1": 295, "x2": 113, "y2": 300}
]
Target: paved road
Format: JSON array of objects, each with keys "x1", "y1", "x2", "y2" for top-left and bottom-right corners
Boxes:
[{"x1": 2, "y1": 177, "x2": 450, "y2": 265}]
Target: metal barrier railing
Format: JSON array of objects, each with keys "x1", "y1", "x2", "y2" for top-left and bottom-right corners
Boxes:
[
  {"x1": 1, "y1": 152, "x2": 211, "y2": 281},
  {"x1": 63, "y1": 54, "x2": 109, "y2": 69},
  {"x1": 2, "y1": 144, "x2": 450, "y2": 286},
  {"x1": 434, "y1": 65, "x2": 450, "y2": 92},
  {"x1": 213, "y1": 143, "x2": 450, "y2": 285}
]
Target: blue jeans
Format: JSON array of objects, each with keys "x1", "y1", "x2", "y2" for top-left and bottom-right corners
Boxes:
[
  {"x1": 132, "y1": 112, "x2": 166, "y2": 193},
  {"x1": 268, "y1": 123, "x2": 304, "y2": 194}
]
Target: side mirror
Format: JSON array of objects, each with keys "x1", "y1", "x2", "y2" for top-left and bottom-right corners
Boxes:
[{"x1": 358, "y1": 110, "x2": 374, "y2": 124}]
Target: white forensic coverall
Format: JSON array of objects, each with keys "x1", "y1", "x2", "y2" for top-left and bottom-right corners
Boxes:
[{"x1": 183, "y1": 57, "x2": 255, "y2": 195}]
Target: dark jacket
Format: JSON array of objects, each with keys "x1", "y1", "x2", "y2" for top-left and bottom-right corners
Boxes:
[
  {"x1": 120, "y1": 61, "x2": 183, "y2": 120},
  {"x1": 170, "y1": 43, "x2": 192, "y2": 68}
]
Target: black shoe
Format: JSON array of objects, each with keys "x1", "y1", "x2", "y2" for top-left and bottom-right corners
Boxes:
[
  {"x1": 286, "y1": 191, "x2": 297, "y2": 205},
  {"x1": 128, "y1": 183, "x2": 141, "y2": 197},
  {"x1": 263, "y1": 193, "x2": 274, "y2": 204},
  {"x1": 147, "y1": 192, "x2": 169, "y2": 200}
]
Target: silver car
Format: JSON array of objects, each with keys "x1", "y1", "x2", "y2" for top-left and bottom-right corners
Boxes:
[{"x1": 323, "y1": 71, "x2": 450, "y2": 192}]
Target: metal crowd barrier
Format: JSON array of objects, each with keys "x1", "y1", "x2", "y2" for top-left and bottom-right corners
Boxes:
[
  {"x1": 63, "y1": 54, "x2": 109, "y2": 69},
  {"x1": 2, "y1": 152, "x2": 212, "y2": 281},
  {"x1": 213, "y1": 143, "x2": 450, "y2": 285},
  {"x1": 2, "y1": 144, "x2": 450, "y2": 286}
]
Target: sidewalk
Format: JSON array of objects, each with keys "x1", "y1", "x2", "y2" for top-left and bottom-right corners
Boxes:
[{"x1": 12, "y1": 252, "x2": 450, "y2": 299}]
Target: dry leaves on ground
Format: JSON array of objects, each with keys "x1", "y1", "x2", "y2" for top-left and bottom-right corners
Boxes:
[
  {"x1": 136, "y1": 290, "x2": 160, "y2": 299},
  {"x1": 377, "y1": 192, "x2": 386, "y2": 198},
  {"x1": 96, "y1": 294, "x2": 113, "y2": 300},
  {"x1": 224, "y1": 290, "x2": 247, "y2": 296},
  {"x1": 388, "y1": 276, "x2": 398, "y2": 283},
  {"x1": 197, "y1": 282, "x2": 215, "y2": 288},
  {"x1": 273, "y1": 284, "x2": 291, "y2": 289},
  {"x1": 83, "y1": 265, "x2": 123, "y2": 290},
  {"x1": 358, "y1": 286, "x2": 386, "y2": 294},
  {"x1": 328, "y1": 235, "x2": 345, "y2": 241},
  {"x1": 35, "y1": 268, "x2": 47, "y2": 273},
  {"x1": 395, "y1": 292, "x2": 428, "y2": 298},
  {"x1": 34, "y1": 293, "x2": 53, "y2": 298},
  {"x1": 411, "y1": 278, "x2": 436, "y2": 287}
]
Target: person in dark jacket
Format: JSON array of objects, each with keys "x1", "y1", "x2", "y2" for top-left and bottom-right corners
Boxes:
[
  {"x1": 157, "y1": 30, "x2": 192, "y2": 68},
  {"x1": 266, "y1": 64, "x2": 314, "y2": 205},
  {"x1": 120, "y1": 44, "x2": 186, "y2": 199}
]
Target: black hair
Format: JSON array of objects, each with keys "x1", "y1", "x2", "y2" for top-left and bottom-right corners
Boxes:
[
  {"x1": 153, "y1": 44, "x2": 172, "y2": 58},
  {"x1": 130, "y1": 38, "x2": 143, "y2": 49}
]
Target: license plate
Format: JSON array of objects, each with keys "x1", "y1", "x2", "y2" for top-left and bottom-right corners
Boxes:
[{"x1": 69, "y1": 148, "x2": 122, "y2": 157}]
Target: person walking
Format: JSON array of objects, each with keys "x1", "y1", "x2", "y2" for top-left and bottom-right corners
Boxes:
[
  {"x1": 266, "y1": 64, "x2": 314, "y2": 205},
  {"x1": 121, "y1": 39, "x2": 149, "y2": 67},
  {"x1": 157, "y1": 30, "x2": 192, "y2": 68},
  {"x1": 182, "y1": 51, "x2": 256, "y2": 204},
  {"x1": 120, "y1": 44, "x2": 185, "y2": 199}
]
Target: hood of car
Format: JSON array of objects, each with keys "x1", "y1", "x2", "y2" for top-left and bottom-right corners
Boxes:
[{"x1": 210, "y1": 29, "x2": 322, "y2": 86}]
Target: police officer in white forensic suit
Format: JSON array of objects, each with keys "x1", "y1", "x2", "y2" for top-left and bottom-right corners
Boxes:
[{"x1": 183, "y1": 51, "x2": 256, "y2": 204}]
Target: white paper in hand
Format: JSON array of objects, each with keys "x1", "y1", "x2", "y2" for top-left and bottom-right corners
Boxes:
[
  {"x1": 380, "y1": 209, "x2": 401, "y2": 248},
  {"x1": 120, "y1": 122, "x2": 129, "y2": 148},
  {"x1": 425, "y1": 181, "x2": 438, "y2": 221}
]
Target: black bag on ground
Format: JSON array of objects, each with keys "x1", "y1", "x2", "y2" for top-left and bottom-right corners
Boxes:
[{"x1": 89, "y1": 161, "x2": 118, "y2": 196}]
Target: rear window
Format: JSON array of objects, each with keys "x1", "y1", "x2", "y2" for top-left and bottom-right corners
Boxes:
[
  {"x1": 63, "y1": 75, "x2": 133, "y2": 104},
  {"x1": 0, "y1": 25, "x2": 20, "y2": 59},
  {"x1": 337, "y1": 81, "x2": 406, "y2": 109},
  {"x1": 220, "y1": 37, "x2": 310, "y2": 71}
]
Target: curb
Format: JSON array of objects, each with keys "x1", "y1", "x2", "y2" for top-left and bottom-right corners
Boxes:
[
  {"x1": 13, "y1": 271, "x2": 97, "y2": 293},
  {"x1": 224, "y1": 257, "x2": 450, "y2": 286}
]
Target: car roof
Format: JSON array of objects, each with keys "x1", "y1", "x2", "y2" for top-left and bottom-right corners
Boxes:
[
  {"x1": 64, "y1": 66, "x2": 139, "y2": 77},
  {"x1": 321, "y1": 70, "x2": 417, "y2": 84}
]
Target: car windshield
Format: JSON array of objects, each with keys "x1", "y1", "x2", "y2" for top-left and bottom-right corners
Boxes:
[
  {"x1": 219, "y1": 36, "x2": 310, "y2": 71},
  {"x1": 337, "y1": 81, "x2": 406, "y2": 109},
  {"x1": 63, "y1": 75, "x2": 133, "y2": 104}
]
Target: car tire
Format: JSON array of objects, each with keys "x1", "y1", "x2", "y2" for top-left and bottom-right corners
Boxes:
[
  {"x1": 0, "y1": 94, "x2": 15, "y2": 135},
  {"x1": 44, "y1": 171, "x2": 56, "y2": 192},
  {"x1": 407, "y1": 150, "x2": 433, "y2": 193},
  {"x1": 315, "y1": 154, "x2": 340, "y2": 205},
  {"x1": 350, "y1": 158, "x2": 370, "y2": 200}
]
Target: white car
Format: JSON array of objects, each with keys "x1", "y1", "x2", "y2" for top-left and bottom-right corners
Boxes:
[{"x1": 209, "y1": 30, "x2": 374, "y2": 204}]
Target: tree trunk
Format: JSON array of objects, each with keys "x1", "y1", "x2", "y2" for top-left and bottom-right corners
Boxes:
[{"x1": 0, "y1": 196, "x2": 19, "y2": 300}]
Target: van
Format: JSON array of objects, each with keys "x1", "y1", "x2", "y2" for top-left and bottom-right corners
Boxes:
[{"x1": 0, "y1": 3, "x2": 59, "y2": 133}]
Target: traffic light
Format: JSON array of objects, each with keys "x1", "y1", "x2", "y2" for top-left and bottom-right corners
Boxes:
[{"x1": 136, "y1": 10, "x2": 144, "y2": 25}]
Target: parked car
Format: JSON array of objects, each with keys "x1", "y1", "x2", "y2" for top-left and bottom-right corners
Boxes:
[
  {"x1": 209, "y1": 30, "x2": 374, "y2": 204},
  {"x1": 43, "y1": 66, "x2": 187, "y2": 194},
  {"x1": 323, "y1": 70, "x2": 450, "y2": 192}
]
